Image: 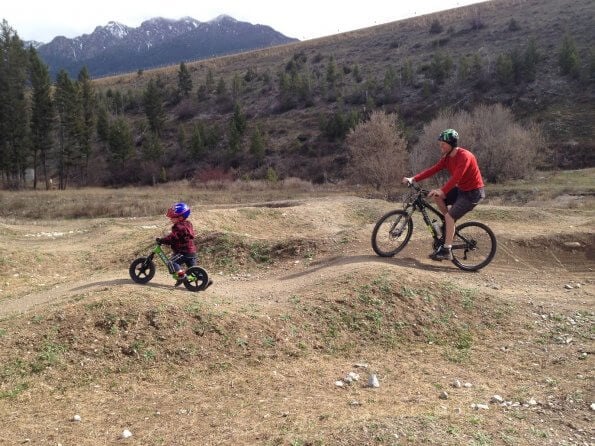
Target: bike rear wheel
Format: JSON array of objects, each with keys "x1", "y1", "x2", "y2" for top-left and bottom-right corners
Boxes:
[
  {"x1": 183, "y1": 266, "x2": 210, "y2": 292},
  {"x1": 129, "y1": 257, "x2": 156, "y2": 283},
  {"x1": 371, "y1": 210, "x2": 413, "y2": 257},
  {"x1": 451, "y1": 221, "x2": 497, "y2": 271}
]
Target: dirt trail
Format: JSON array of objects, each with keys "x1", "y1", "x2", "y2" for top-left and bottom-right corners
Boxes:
[
  {"x1": 1, "y1": 194, "x2": 593, "y2": 336},
  {"x1": 1, "y1": 229, "x2": 591, "y2": 318}
]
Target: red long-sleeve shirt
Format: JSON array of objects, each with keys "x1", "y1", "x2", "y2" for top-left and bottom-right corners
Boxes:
[
  {"x1": 413, "y1": 148, "x2": 484, "y2": 194},
  {"x1": 160, "y1": 220, "x2": 196, "y2": 254}
]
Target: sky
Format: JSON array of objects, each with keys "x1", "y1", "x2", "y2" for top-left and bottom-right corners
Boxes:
[{"x1": 3, "y1": 0, "x2": 489, "y2": 44}]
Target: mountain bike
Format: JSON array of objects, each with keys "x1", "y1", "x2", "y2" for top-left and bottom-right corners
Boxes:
[
  {"x1": 371, "y1": 181, "x2": 496, "y2": 271},
  {"x1": 129, "y1": 242, "x2": 211, "y2": 291}
]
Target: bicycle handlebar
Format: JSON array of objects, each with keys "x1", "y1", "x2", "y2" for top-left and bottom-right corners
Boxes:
[{"x1": 405, "y1": 179, "x2": 429, "y2": 196}]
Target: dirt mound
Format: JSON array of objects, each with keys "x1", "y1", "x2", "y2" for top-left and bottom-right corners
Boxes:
[{"x1": 498, "y1": 231, "x2": 594, "y2": 272}]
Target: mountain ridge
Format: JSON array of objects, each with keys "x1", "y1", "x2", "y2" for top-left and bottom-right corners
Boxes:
[{"x1": 33, "y1": 16, "x2": 298, "y2": 78}]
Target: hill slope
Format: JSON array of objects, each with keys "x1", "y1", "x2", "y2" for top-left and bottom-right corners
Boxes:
[{"x1": 89, "y1": 0, "x2": 594, "y2": 185}]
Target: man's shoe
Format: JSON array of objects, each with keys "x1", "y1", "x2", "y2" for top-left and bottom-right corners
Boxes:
[{"x1": 430, "y1": 246, "x2": 453, "y2": 261}]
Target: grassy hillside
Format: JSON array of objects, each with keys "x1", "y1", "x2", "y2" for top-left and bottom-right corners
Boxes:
[{"x1": 91, "y1": 0, "x2": 594, "y2": 184}]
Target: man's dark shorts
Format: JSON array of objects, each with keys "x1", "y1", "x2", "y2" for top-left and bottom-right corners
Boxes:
[{"x1": 445, "y1": 187, "x2": 485, "y2": 220}]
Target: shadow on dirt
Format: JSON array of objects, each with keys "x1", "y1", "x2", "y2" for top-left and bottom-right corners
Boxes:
[
  {"x1": 281, "y1": 254, "x2": 454, "y2": 280},
  {"x1": 71, "y1": 278, "x2": 181, "y2": 292}
]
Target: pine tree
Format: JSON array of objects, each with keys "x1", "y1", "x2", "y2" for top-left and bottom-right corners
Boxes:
[
  {"x1": 28, "y1": 46, "x2": 54, "y2": 190},
  {"x1": 559, "y1": 34, "x2": 580, "y2": 78},
  {"x1": 228, "y1": 102, "x2": 246, "y2": 154},
  {"x1": 177, "y1": 126, "x2": 186, "y2": 151},
  {"x1": 77, "y1": 66, "x2": 95, "y2": 185},
  {"x1": 352, "y1": 64, "x2": 363, "y2": 83},
  {"x1": 401, "y1": 59, "x2": 413, "y2": 86},
  {"x1": 496, "y1": 53, "x2": 514, "y2": 85},
  {"x1": 231, "y1": 102, "x2": 246, "y2": 135},
  {"x1": 0, "y1": 21, "x2": 29, "y2": 188},
  {"x1": 523, "y1": 38, "x2": 540, "y2": 82},
  {"x1": 143, "y1": 131, "x2": 162, "y2": 161},
  {"x1": 383, "y1": 66, "x2": 397, "y2": 93},
  {"x1": 107, "y1": 118, "x2": 133, "y2": 163},
  {"x1": 228, "y1": 122, "x2": 241, "y2": 154},
  {"x1": 96, "y1": 106, "x2": 110, "y2": 143},
  {"x1": 54, "y1": 69, "x2": 83, "y2": 189},
  {"x1": 143, "y1": 78, "x2": 166, "y2": 135},
  {"x1": 216, "y1": 77, "x2": 227, "y2": 97},
  {"x1": 178, "y1": 62, "x2": 193, "y2": 97},
  {"x1": 189, "y1": 123, "x2": 206, "y2": 157},
  {"x1": 231, "y1": 73, "x2": 243, "y2": 101},
  {"x1": 326, "y1": 56, "x2": 337, "y2": 87},
  {"x1": 206, "y1": 69, "x2": 215, "y2": 93},
  {"x1": 249, "y1": 126, "x2": 265, "y2": 162}
]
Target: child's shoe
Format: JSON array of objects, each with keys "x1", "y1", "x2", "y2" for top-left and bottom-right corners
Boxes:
[{"x1": 174, "y1": 271, "x2": 186, "y2": 287}]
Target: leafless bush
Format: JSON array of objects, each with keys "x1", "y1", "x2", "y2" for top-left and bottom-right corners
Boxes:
[
  {"x1": 410, "y1": 104, "x2": 543, "y2": 183},
  {"x1": 346, "y1": 110, "x2": 408, "y2": 191},
  {"x1": 175, "y1": 99, "x2": 196, "y2": 121},
  {"x1": 191, "y1": 167, "x2": 234, "y2": 185}
]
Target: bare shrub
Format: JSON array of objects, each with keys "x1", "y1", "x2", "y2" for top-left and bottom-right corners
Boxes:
[
  {"x1": 191, "y1": 167, "x2": 234, "y2": 185},
  {"x1": 346, "y1": 110, "x2": 408, "y2": 191},
  {"x1": 410, "y1": 104, "x2": 543, "y2": 183},
  {"x1": 175, "y1": 99, "x2": 196, "y2": 121}
]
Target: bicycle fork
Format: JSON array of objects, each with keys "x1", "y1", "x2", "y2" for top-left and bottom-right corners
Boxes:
[{"x1": 392, "y1": 209, "x2": 414, "y2": 236}]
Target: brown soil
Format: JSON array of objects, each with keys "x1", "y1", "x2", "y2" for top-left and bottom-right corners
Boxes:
[{"x1": 0, "y1": 196, "x2": 593, "y2": 445}]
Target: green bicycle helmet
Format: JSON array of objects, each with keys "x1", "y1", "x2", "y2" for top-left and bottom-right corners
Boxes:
[{"x1": 438, "y1": 129, "x2": 459, "y2": 147}]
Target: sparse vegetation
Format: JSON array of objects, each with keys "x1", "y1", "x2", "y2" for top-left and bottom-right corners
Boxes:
[
  {"x1": 2, "y1": 0, "x2": 594, "y2": 190},
  {"x1": 559, "y1": 34, "x2": 581, "y2": 78}
]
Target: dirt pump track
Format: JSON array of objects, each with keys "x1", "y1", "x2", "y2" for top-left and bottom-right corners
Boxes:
[{"x1": 0, "y1": 195, "x2": 593, "y2": 445}]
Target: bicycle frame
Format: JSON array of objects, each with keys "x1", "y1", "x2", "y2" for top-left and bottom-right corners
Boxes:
[
  {"x1": 408, "y1": 189, "x2": 482, "y2": 254},
  {"x1": 146, "y1": 244, "x2": 184, "y2": 277},
  {"x1": 406, "y1": 191, "x2": 444, "y2": 239},
  {"x1": 401, "y1": 185, "x2": 445, "y2": 243}
]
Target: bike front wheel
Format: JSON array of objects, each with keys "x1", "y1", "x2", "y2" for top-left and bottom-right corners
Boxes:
[
  {"x1": 451, "y1": 222, "x2": 497, "y2": 271},
  {"x1": 183, "y1": 266, "x2": 210, "y2": 292},
  {"x1": 371, "y1": 210, "x2": 413, "y2": 257},
  {"x1": 129, "y1": 257, "x2": 156, "y2": 283}
]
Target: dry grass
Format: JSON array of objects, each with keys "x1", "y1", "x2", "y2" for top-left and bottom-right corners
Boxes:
[
  {"x1": 2, "y1": 169, "x2": 592, "y2": 221},
  {"x1": 0, "y1": 178, "x2": 349, "y2": 220}
]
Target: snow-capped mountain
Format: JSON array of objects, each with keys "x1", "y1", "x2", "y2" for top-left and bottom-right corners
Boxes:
[{"x1": 36, "y1": 16, "x2": 297, "y2": 78}]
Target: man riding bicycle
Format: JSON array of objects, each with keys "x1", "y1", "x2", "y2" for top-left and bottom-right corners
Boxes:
[{"x1": 402, "y1": 129, "x2": 485, "y2": 261}]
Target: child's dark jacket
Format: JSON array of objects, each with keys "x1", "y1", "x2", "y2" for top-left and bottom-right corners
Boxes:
[{"x1": 161, "y1": 220, "x2": 196, "y2": 254}]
